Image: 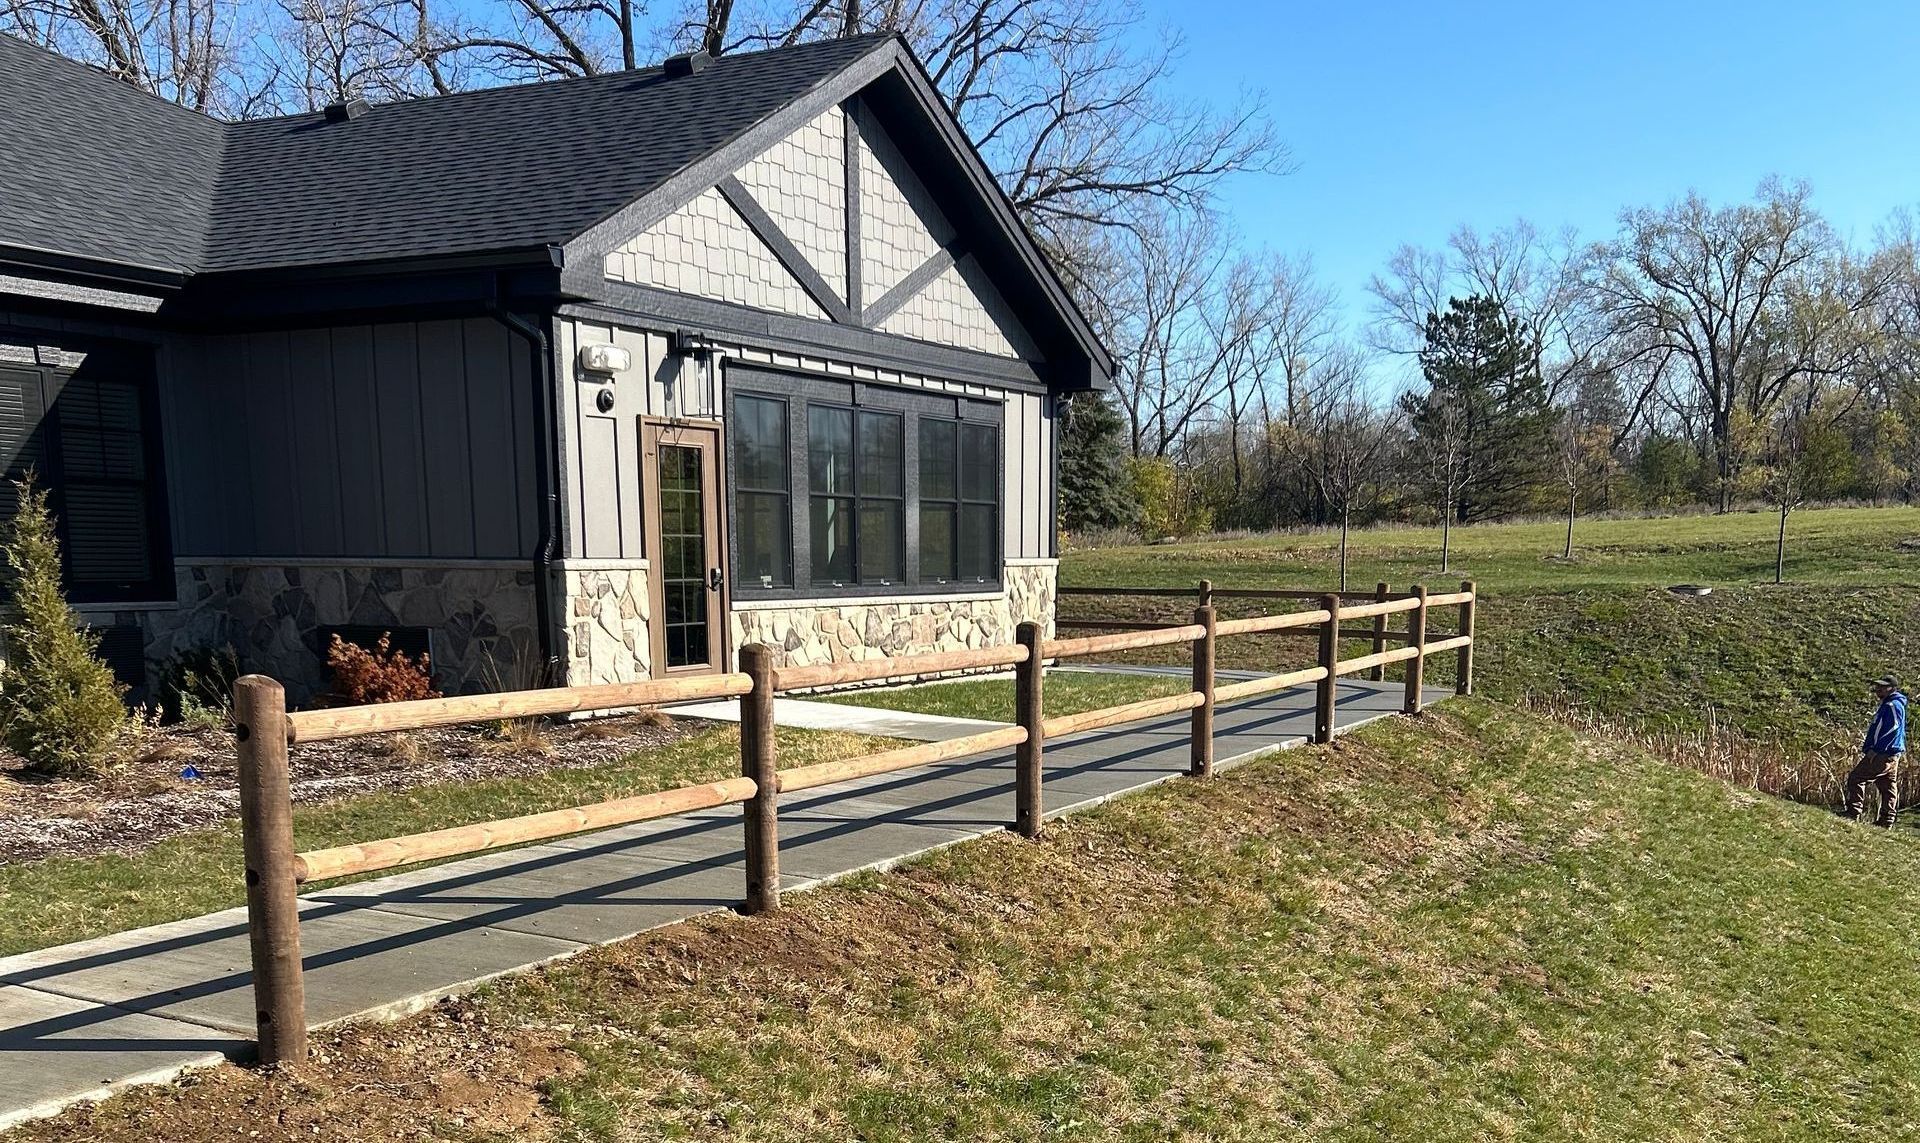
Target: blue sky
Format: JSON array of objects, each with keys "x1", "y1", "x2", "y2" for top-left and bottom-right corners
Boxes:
[{"x1": 1131, "y1": 0, "x2": 1920, "y2": 332}]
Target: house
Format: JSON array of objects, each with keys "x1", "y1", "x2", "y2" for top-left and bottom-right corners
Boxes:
[{"x1": 0, "y1": 32, "x2": 1110, "y2": 700}]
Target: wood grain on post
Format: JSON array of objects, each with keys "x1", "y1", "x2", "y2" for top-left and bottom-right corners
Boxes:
[
  {"x1": 1369, "y1": 582, "x2": 1390, "y2": 681},
  {"x1": 739, "y1": 645, "x2": 780, "y2": 914},
  {"x1": 1314, "y1": 594, "x2": 1338, "y2": 744},
  {"x1": 233, "y1": 675, "x2": 307, "y2": 1065},
  {"x1": 1015, "y1": 621, "x2": 1045, "y2": 838},
  {"x1": 1456, "y1": 579, "x2": 1476, "y2": 696},
  {"x1": 1191, "y1": 604, "x2": 1216, "y2": 778},
  {"x1": 1198, "y1": 578, "x2": 1214, "y2": 610},
  {"x1": 1404, "y1": 585, "x2": 1429, "y2": 714}
]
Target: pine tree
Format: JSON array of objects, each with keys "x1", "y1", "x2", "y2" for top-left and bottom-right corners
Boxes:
[
  {"x1": 1058, "y1": 392, "x2": 1140, "y2": 532},
  {"x1": 0, "y1": 477, "x2": 127, "y2": 776},
  {"x1": 1403, "y1": 295, "x2": 1559, "y2": 525}
]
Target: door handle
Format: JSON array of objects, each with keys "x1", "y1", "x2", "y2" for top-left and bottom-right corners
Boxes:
[{"x1": 708, "y1": 567, "x2": 723, "y2": 591}]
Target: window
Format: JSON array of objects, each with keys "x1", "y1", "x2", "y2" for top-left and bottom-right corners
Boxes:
[
  {"x1": 807, "y1": 406, "x2": 903, "y2": 586},
  {"x1": 0, "y1": 347, "x2": 169, "y2": 604},
  {"x1": 917, "y1": 419, "x2": 999, "y2": 584},
  {"x1": 730, "y1": 395, "x2": 791, "y2": 588},
  {"x1": 727, "y1": 370, "x2": 1002, "y2": 599}
]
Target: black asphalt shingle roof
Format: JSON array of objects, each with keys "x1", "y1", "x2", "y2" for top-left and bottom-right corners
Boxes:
[{"x1": 0, "y1": 32, "x2": 892, "y2": 277}]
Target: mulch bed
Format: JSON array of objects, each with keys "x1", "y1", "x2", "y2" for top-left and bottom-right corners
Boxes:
[{"x1": 0, "y1": 713, "x2": 693, "y2": 864}]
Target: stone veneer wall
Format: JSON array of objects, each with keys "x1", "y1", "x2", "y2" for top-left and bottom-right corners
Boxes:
[
  {"x1": 139, "y1": 562, "x2": 542, "y2": 701},
  {"x1": 555, "y1": 561, "x2": 652, "y2": 686},
  {"x1": 729, "y1": 560, "x2": 1057, "y2": 671}
]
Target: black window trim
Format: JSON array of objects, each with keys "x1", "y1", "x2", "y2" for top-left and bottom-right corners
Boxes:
[
  {"x1": 0, "y1": 333, "x2": 173, "y2": 605},
  {"x1": 805, "y1": 401, "x2": 906, "y2": 589},
  {"x1": 724, "y1": 364, "x2": 1004, "y2": 603}
]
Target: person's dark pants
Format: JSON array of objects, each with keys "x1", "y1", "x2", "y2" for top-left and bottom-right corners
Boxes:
[{"x1": 1844, "y1": 751, "x2": 1899, "y2": 825}]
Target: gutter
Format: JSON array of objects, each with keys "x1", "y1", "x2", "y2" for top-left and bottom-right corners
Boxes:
[{"x1": 486, "y1": 289, "x2": 564, "y2": 681}]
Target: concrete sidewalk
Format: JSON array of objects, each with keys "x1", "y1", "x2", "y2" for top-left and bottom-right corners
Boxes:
[{"x1": 0, "y1": 677, "x2": 1442, "y2": 1129}]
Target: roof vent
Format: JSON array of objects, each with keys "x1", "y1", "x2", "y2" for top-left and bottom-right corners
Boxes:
[
  {"x1": 662, "y1": 50, "x2": 711, "y2": 77},
  {"x1": 323, "y1": 97, "x2": 370, "y2": 122}
]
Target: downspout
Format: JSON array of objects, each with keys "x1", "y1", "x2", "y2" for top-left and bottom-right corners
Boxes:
[{"x1": 487, "y1": 293, "x2": 562, "y2": 681}]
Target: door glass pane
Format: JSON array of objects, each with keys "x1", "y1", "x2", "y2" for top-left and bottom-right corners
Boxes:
[
  {"x1": 920, "y1": 503, "x2": 955, "y2": 581},
  {"x1": 918, "y1": 419, "x2": 956, "y2": 500},
  {"x1": 960, "y1": 423, "x2": 998, "y2": 501},
  {"x1": 859, "y1": 501, "x2": 902, "y2": 583},
  {"x1": 657, "y1": 443, "x2": 710, "y2": 669},
  {"x1": 859, "y1": 411, "x2": 903, "y2": 495},
  {"x1": 810, "y1": 495, "x2": 854, "y2": 583},
  {"x1": 808, "y1": 406, "x2": 853, "y2": 494}
]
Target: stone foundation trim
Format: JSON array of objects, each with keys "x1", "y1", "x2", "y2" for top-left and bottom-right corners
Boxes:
[{"x1": 552, "y1": 558, "x2": 652, "y2": 571}]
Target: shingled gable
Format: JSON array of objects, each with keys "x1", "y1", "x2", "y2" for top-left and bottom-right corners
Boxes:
[{"x1": 0, "y1": 31, "x2": 1110, "y2": 389}]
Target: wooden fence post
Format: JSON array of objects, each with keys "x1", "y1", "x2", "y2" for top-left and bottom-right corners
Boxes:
[
  {"x1": 1198, "y1": 578, "x2": 1213, "y2": 610},
  {"x1": 1015, "y1": 621, "x2": 1045, "y2": 838},
  {"x1": 1456, "y1": 579, "x2": 1476, "y2": 696},
  {"x1": 739, "y1": 644, "x2": 781, "y2": 914},
  {"x1": 1404, "y1": 585, "x2": 1429, "y2": 715},
  {"x1": 234, "y1": 675, "x2": 307, "y2": 1065},
  {"x1": 1315, "y1": 593, "x2": 1339, "y2": 744},
  {"x1": 1190, "y1": 604, "x2": 1216, "y2": 777},
  {"x1": 1368, "y1": 581, "x2": 1389, "y2": 681}
]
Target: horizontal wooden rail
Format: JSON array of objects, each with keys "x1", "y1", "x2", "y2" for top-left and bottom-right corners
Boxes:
[
  {"x1": 293, "y1": 776, "x2": 759, "y2": 883},
  {"x1": 1056, "y1": 585, "x2": 1194, "y2": 597},
  {"x1": 1213, "y1": 665, "x2": 1330, "y2": 704},
  {"x1": 778, "y1": 726, "x2": 1031, "y2": 794},
  {"x1": 1053, "y1": 619, "x2": 1182, "y2": 631},
  {"x1": 1334, "y1": 644, "x2": 1421, "y2": 677},
  {"x1": 287, "y1": 673, "x2": 753, "y2": 742},
  {"x1": 1424, "y1": 634, "x2": 1472, "y2": 655},
  {"x1": 1215, "y1": 609, "x2": 1331, "y2": 636},
  {"x1": 1041, "y1": 689, "x2": 1206, "y2": 738},
  {"x1": 1425, "y1": 590, "x2": 1475, "y2": 607},
  {"x1": 774, "y1": 644, "x2": 1029, "y2": 691},
  {"x1": 1336, "y1": 596, "x2": 1423, "y2": 621},
  {"x1": 1045, "y1": 624, "x2": 1208, "y2": 659}
]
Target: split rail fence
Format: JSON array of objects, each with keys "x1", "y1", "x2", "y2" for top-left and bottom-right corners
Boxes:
[{"x1": 232, "y1": 579, "x2": 1475, "y2": 1064}]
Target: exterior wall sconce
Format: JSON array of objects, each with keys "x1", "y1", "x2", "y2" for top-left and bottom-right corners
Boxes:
[{"x1": 577, "y1": 343, "x2": 631, "y2": 375}]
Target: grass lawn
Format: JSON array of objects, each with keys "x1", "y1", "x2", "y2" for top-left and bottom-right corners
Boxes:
[
  {"x1": 29, "y1": 702, "x2": 1920, "y2": 1141},
  {"x1": 1064, "y1": 505, "x2": 1920, "y2": 594},
  {"x1": 0, "y1": 724, "x2": 890, "y2": 956},
  {"x1": 819, "y1": 668, "x2": 1190, "y2": 722}
]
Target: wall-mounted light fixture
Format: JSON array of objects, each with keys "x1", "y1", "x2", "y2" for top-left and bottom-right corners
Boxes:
[{"x1": 577, "y1": 343, "x2": 631, "y2": 375}]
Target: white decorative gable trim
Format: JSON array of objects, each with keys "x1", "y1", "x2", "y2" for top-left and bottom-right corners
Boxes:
[{"x1": 601, "y1": 94, "x2": 1037, "y2": 361}]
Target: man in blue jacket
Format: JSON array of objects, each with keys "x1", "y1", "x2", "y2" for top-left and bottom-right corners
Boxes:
[{"x1": 1845, "y1": 675, "x2": 1907, "y2": 827}]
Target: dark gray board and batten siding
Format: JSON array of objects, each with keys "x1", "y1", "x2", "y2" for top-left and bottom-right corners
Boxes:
[{"x1": 164, "y1": 318, "x2": 540, "y2": 560}]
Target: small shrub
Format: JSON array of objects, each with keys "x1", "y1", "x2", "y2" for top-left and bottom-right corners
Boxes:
[
  {"x1": 0, "y1": 476, "x2": 128, "y2": 776},
  {"x1": 326, "y1": 632, "x2": 440, "y2": 705},
  {"x1": 158, "y1": 645, "x2": 241, "y2": 728}
]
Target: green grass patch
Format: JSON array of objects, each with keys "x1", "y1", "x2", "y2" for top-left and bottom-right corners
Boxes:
[
  {"x1": 819, "y1": 669, "x2": 1188, "y2": 722},
  {"x1": 0, "y1": 724, "x2": 890, "y2": 955}
]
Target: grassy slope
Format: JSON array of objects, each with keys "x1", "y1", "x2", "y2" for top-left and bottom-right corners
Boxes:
[
  {"x1": 0, "y1": 725, "x2": 889, "y2": 955},
  {"x1": 28, "y1": 703, "x2": 1920, "y2": 1141},
  {"x1": 1065, "y1": 507, "x2": 1920, "y2": 753}
]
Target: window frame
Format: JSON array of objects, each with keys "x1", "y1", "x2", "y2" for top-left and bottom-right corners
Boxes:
[
  {"x1": 0, "y1": 336, "x2": 173, "y2": 605},
  {"x1": 727, "y1": 392, "x2": 795, "y2": 591},
  {"x1": 724, "y1": 366, "x2": 1003, "y2": 602}
]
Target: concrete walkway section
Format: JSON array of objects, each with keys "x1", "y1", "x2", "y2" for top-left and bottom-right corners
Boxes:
[
  {"x1": 667, "y1": 695, "x2": 1008, "y2": 741},
  {"x1": 0, "y1": 677, "x2": 1444, "y2": 1130}
]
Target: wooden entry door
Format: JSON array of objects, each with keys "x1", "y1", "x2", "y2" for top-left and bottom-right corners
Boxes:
[{"x1": 642, "y1": 421, "x2": 728, "y2": 677}]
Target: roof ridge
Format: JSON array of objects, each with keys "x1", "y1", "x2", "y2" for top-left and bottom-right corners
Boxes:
[{"x1": 226, "y1": 30, "x2": 900, "y2": 128}]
